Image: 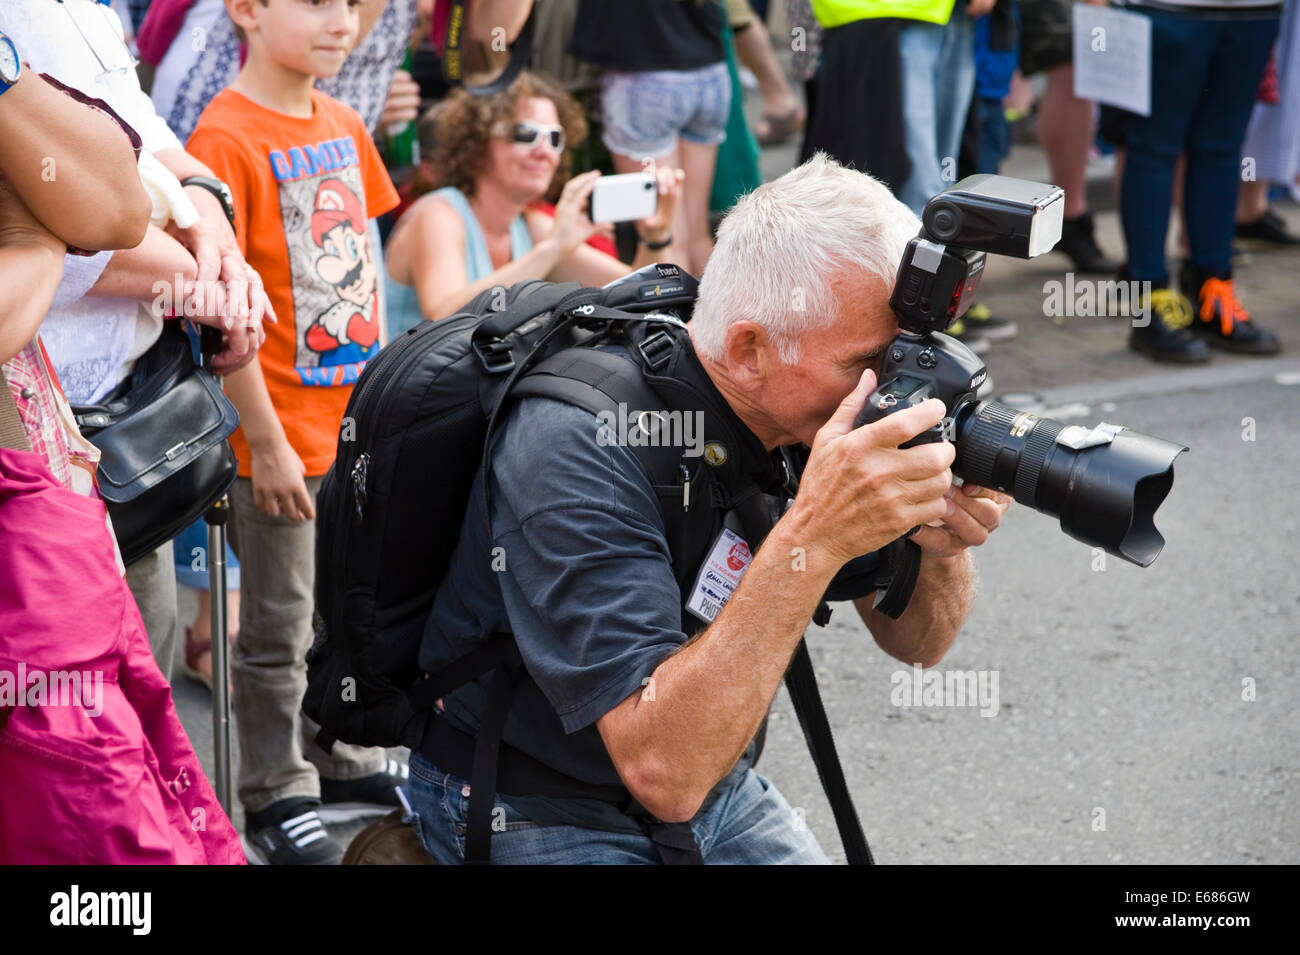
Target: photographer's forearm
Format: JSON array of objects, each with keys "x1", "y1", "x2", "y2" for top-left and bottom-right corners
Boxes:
[
  {"x1": 598, "y1": 514, "x2": 843, "y2": 822},
  {"x1": 856, "y1": 549, "x2": 973, "y2": 667}
]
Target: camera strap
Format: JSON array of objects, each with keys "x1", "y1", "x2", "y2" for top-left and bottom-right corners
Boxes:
[{"x1": 871, "y1": 537, "x2": 924, "y2": 620}]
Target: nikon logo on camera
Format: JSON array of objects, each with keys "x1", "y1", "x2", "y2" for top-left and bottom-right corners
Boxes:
[{"x1": 596, "y1": 404, "x2": 705, "y2": 457}]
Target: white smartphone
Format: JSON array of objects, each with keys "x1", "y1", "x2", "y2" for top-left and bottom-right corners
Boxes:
[{"x1": 588, "y1": 172, "x2": 658, "y2": 223}]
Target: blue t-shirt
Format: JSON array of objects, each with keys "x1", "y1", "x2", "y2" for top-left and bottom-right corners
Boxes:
[{"x1": 419, "y1": 347, "x2": 883, "y2": 830}]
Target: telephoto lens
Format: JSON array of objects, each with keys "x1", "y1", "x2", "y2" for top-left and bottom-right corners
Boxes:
[{"x1": 951, "y1": 402, "x2": 1188, "y2": 566}]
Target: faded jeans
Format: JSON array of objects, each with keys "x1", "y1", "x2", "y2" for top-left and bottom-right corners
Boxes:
[
  {"x1": 227, "y1": 475, "x2": 384, "y2": 814},
  {"x1": 403, "y1": 752, "x2": 831, "y2": 865},
  {"x1": 898, "y1": 5, "x2": 977, "y2": 215}
]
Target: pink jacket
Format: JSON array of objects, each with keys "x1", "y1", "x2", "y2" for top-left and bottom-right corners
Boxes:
[{"x1": 0, "y1": 446, "x2": 244, "y2": 864}]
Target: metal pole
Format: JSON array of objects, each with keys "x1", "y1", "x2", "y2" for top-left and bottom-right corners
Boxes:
[{"x1": 206, "y1": 496, "x2": 232, "y2": 814}]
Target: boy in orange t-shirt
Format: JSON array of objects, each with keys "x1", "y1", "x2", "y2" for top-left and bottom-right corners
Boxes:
[{"x1": 186, "y1": 0, "x2": 400, "y2": 865}]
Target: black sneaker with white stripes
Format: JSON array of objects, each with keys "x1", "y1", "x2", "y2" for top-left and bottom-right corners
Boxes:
[
  {"x1": 245, "y1": 798, "x2": 342, "y2": 865},
  {"x1": 318, "y1": 759, "x2": 410, "y2": 822}
]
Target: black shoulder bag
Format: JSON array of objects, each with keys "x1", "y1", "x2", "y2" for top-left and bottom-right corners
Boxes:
[{"x1": 71, "y1": 321, "x2": 239, "y2": 566}]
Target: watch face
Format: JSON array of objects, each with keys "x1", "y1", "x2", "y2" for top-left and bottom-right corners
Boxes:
[{"x1": 0, "y1": 38, "x2": 19, "y2": 85}]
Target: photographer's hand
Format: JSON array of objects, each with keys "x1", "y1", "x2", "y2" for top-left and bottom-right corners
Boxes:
[
  {"x1": 909, "y1": 482, "x2": 1012, "y2": 558},
  {"x1": 789, "y1": 368, "x2": 956, "y2": 567}
]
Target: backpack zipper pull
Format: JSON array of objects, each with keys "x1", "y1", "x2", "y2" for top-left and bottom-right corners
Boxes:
[
  {"x1": 680, "y1": 463, "x2": 691, "y2": 511},
  {"x1": 351, "y1": 452, "x2": 370, "y2": 523}
]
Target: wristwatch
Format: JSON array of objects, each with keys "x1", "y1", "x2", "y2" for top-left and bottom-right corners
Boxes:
[
  {"x1": 181, "y1": 176, "x2": 236, "y2": 231},
  {"x1": 0, "y1": 33, "x2": 22, "y2": 96}
]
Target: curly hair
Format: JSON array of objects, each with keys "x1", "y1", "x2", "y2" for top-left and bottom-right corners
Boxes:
[{"x1": 426, "y1": 71, "x2": 588, "y2": 201}]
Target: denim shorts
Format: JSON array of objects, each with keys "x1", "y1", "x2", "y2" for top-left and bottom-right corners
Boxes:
[
  {"x1": 403, "y1": 751, "x2": 831, "y2": 865},
  {"x1": 600, "y1": 61, "x2": 732, "y2": 159}
]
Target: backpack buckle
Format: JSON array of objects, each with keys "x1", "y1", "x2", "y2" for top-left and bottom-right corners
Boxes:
[
  {"x1": 637, "y1": 330, "x2": 674, "y2": 372},
  {"x1": 473, "y1": 337, "x2": 516, "y2": 374}
]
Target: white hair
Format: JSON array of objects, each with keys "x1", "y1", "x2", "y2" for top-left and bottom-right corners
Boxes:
[{"x1": 691, "y1": 153, "x2": 920, "y2": 364}]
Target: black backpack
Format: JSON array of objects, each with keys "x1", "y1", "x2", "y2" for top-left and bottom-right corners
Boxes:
[{"x1": 305, "y1": 265, "x2": 874, "y2": 864}]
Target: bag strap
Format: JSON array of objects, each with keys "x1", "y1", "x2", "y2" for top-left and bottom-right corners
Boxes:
[{"x1": 0, "y1": 367, "x2": 33, "y2": 453}]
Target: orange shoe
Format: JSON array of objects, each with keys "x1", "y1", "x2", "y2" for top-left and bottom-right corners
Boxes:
[{"x1": 1180, "y1": 266, "x2": 1280, "y2": 355}]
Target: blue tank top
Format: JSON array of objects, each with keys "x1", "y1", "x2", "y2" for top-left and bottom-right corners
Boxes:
[{"x1": 433, "y1": 186, "x2": 534, "y2": 281}]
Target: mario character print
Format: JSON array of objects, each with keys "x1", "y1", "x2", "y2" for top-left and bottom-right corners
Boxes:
[{"x1": 276, "y1": 154, "x2": 383, "y2": 387}]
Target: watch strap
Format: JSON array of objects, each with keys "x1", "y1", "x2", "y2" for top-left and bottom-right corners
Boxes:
[{"x1": 181, "y1": 176, "x2": 236, "y2": 234}]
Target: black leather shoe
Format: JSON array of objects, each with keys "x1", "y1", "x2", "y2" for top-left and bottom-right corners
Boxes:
[
  {"x1": 1127, "y1": 285, "x2": 1210, "y2": 364},
  {"x1": 1235, "y1": 209, "x2": 1300, "y2": 247},
  {"x1": 1056, "y1": 212, "x2": 1118, "y2": 274},
  {"x1": 1179, "y1": 264, "x2": 1281, "y2": 355}
]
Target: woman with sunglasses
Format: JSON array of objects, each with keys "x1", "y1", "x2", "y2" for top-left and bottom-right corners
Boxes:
[{"x1": 384, "y1": 71, "x2": 685, "y2": 324}]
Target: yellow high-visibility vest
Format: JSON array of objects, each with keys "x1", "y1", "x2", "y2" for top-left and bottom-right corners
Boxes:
[{"x1": 810, "y1": 0, "x2": 958, "y2": 28}]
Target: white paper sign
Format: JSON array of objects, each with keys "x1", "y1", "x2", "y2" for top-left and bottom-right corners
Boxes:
[{"x1": 1072, "y1": 5, "x2": 1152, "y2": 117}]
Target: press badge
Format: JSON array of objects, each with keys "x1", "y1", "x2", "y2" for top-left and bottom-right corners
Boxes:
[{"x1": 686, "y1": 520, "x2": 752, "y2": 625}]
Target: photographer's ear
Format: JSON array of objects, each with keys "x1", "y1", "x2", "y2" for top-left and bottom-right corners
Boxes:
[{"x1": 720, "y1": 320, "x2": 777, "y2": 389}]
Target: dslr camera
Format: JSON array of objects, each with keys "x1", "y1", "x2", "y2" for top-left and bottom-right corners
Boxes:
[{"x1": 856, "y1": 175, "x2": 1187, "y2": 567}]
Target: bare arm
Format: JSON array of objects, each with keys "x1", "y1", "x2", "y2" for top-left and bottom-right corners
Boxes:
[
  {"x1": 856, "y1": 481, "x2": 1009, "y2": 665},
  {"x1": 394, "y1": 195, "x2": 565, "y2": 320},
  {"x1": 88, "y1": 225, "x2": 197, "y2": 302},
  {"x1": 855, "y1": 551, "x2": 973, "y2": 667},
  {"x1": 596, "y1": 375, "x2": 957, "y2": 821},
  {"x1": 221, "y1": 359, "x2": 316, "y2": 521},
  {"x1": 466, "y1": 0, "x2": 534, "y2": 44},
  {"x1": 0, "y1": 71, "x2": 150, "y2": 251},
  {"x1": 150, "y1": 147, "x2": 270, "y2": 373},
  {"x1": 0, "y1": 228, "x2": 63, "y2": 364}
]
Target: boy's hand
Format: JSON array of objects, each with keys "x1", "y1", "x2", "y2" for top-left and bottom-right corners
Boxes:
[{"x1": 250, "y1": 439, "x2": 315, "y2": 522}]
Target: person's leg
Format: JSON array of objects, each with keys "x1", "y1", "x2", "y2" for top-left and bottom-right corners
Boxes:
[
  {"x1": 897, "y1": 19, "x2": 945, "y2": 215},
  {"x1": 1038, "y1": 65, "x2": 1094, "y2": 219},
  {"x1": 612, "y1": 145, "x2": 690, "y2": 272},
  {"x1": 1236, "y1": 179, "x2": 1270, "y2": 224},
  {"x1": 1178, "y1": 13, "x2": 1281, "y2": 353},
  {"x1": 403, "y1": 754, "x2": 663, "y2": 864},
  {"x1": 602, "y1": 70, "x2": 692, "y2": 268},
  {"x1": 677, "y1": 140, "x2": 721, "y2": 274},
  {"x1": 977, "y1": 97, "x2": 1011, "y2": 175},
  {"x1": 226, "y1": 476, "x2": 321, "y2": 814},
  {"x1": 731, "y1": 3, "x2": 804, "y2": 142},
  {"x1": 694, "y1": 769, "x2": 831, "y2": 864},
  {"x1": 1121, "y1": 9, "x2": 1218, "y2": 362},
  {"x1": 1182, "y1": 16, "x2": 1281, "y2": 277},
  {"x1": 676, "y1": 60, "x2": 732, "y2": 273},
  {"x1": 123, "y1": 541, "x2": 180, "y2": 684},
  {"x1": 933, "y1": 3, "x2": 976, "y2": 188},
  {"x1": 1121, "y1": 11, "x2": 1218, "y2": 285}
]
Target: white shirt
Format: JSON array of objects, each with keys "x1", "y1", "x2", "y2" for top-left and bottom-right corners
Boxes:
[{"x1": 3, "y1": 0, "x2": 184, "y2": 404}]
